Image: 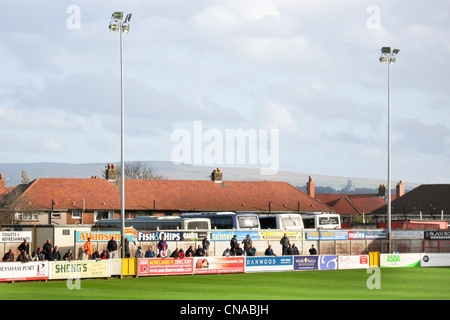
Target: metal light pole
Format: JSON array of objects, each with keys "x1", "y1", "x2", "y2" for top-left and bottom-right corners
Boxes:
[
  {"x1": 109, "y1": 12, "x2": 132, "y2": 258},
  {"x1": 379, "y1": 47, "x2": 399, "y2": 253}
]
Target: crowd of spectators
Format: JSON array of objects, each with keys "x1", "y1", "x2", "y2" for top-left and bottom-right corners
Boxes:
[{"x1": 2, "y1": 233, "x2": 317, "y2": 262}]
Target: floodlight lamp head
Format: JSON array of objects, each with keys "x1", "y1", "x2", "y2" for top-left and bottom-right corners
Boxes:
[
  {"x1": 122, "y1": 24, "x2": 130, "y2": 33},
  {"x1": 389, "y1": 57, "x2": 396, "y2": 64},
  {"x1": 113, "y1": 12, "x2": 124, "y2": 21},
  {"x1": 125, "y1": 13, "x2": 132, "y2": 23},
  {"x1": 379, "y1": 56, "x2": 387, "y2": 64},
  {"x1": 392, "y1": 48, "x2": 400, "y2": 55},
  {"x1": 109, "y1": 22, "x2": 120, "y2": 32},
  {"x1": 381, "y1": 47, "x2": 391, "y2": 54}
]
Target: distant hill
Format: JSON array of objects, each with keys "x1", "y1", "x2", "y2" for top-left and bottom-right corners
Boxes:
[{"x1": 0, "y1": 161, "x2": 419, "y2": 192}]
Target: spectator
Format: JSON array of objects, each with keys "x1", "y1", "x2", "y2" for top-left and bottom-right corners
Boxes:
[
  {"x1": 230, "y1": 235, "x2": 238, "y2": 252},
  {"x1": 45, "y1": 246, "x2": 56, "y2": 261},
  {"x1": 185, "y1": 246, "x2": 195, "y2": 257},
  {"x1": 18, "y1": 238, "x2": 30, "y2": 256},
  {"x1": 92, "y1": 249, "x2": 101, "y2": 260},
  {"x1": 36, "y1": 247, "x2": 44, "y2": 261},
  {"x1": 309, "y1": 244, "x2": 317, "y2": 255},
  {"x1": 178, "y1": 249, "x2": 185, "y2": 259},
  {"x1": 292, "y1": 243, "x2": 299, "y2": 255},
  {"x1": 264, "y1": 245, "x2": 276, "y2": 256},
  {"x1": 80, "y1": 250, "x2": 90, "y2": 260},
  {"x1": 123, "y1": 237, "x2": 130, "y2": 258},
  {"x1": 135, "y1": 246, "x2": 143, "y2": 258},
  {"x1": 280, "y1": 233, "x2": 290, "y2": 256},
  {"x1": 107, "y1": 236, "x2": 118, "y2": 259},
  {"x1": 287, "y1": 243, "x2": 294, "y2": 255},
  {"x1": 247, "y1": 245, "x2": 256, "y2": 256},
  {"x1": 145, "y1": 246, "x2": 156, "y2": 258},
  {"x1": 242, "y1": 235, "x2": 252, "y2": 256},
  {"x1": 2, "y1": 249, "x2": 14, "y2": 262},
  {"x1": 157, "y1": 235, "x2": 168, "y2": 257},
  {"x1": 202, "y1": 236, "x2": 210, "y2": 256},
  {"x1": 42, "y1": 239, "x2": 52, "y2": 257},
  {"x1": 63, "y1": 249, "x2": 74, "y2": 261},
  {"x1": 100, "y1": 250, "x2": 110, "y2": 259},
  {"x1": 170, "y1": 248, "x2": 179, "y2": 258},
  {"x1": 30, "y1": 251, "x2": 39, "y2": 261},
  {"x1": 53, "y1": 246, "x2": 61, "y2": 261},
  {"x1": 195, "y1": 245, "x2": 205, "y2": 257},
  {"x1": 222, "y1": 248, "x2": 230, "y2": 257},
  {"x1": 16, "y1": 250, "x2": 29, "y2": 262},
  {"x1": 84, "y1": 237, "x2": 94, "y2": 258},
  {"x1": 235, "y1": 244, "x2": 244, "y2": 256}
]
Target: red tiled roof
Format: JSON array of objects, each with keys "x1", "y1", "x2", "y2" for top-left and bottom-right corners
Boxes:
[
  {"x1": 10, "y1": 178, "x2": 333, "y2": 213},
  {"x1": 315, "y1": 193, "x2": 393, "y2": 215}
]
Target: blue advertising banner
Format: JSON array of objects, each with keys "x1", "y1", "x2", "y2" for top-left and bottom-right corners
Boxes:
[
  {"x1": 318, "y1": 255, "x2": 338, "y2": 270},
  {"x1": 211, "y1": 231, "x2": 259, "y2": 241},
  {"x1": 137, "y1": 231, "x2": 183, "y2": 241},
  {"x1": 245, "y1": 256, "x2": 293, "y2": 273},
  {"x1": 306, "y1": 231, "x2": 349, "y2": 240},
  {"x1": 348, "y1": 230, "x2": 387, "y2": 240},
  {"x1": 293, "y1": 256, "x2": 319, "y2": 271}
]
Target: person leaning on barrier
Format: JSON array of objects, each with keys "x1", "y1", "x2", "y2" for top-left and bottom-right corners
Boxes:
[
  {"x1": 84, "y1": 237, "x2": 94, "y2": 258},
  {"x1": 135, "y1": 246, "x2": 144, "y2": 258},
  {"x1": 53, "y1": 246, "x2": 61, "y2": 261},
  {"x1": 235, "y1": 244, "x2": 244, "y2": 256},
  {"x1": 222, "y1": 248, "x2": 230, "y2": 257},
  {"x1": 264, "y1": 245, "x2": 276, "y2": 256},
  {"x1": 16, "y1": 250, "x2": 29, "y2": 262},
  {"x1": 178, "y1": 249, "x2": 185, "y2": 259},
  {"x1": 170, "y1": 248, "x2": 179, "y2": 258},
  {"x1": 100, "y1": 250, "x2": 110, "y2": 259},
  {"x1": 63, "y1": 249, "x2": 74, "y2": 261},
  {"x1": 145, "y1": 246, "x2": 156, "y2": 258},
  {"x1": 195, "y1": 245, "x2": 205, "y2": 257},
  {"x1": 292, "y1": 243, "x2": 299, "y2": 255},
  {"x1": 309, "y1": 245, "x2": 317, "y2": 255},
  {"x1": 185, "y1": 245, "x2": 195, "y2": 257},
  {"x1": 2, "y1": 249, "x2": 14, "y2": 262},
  {"x1": 246, "y1": 245, "x2": 256, "y2": 256}
]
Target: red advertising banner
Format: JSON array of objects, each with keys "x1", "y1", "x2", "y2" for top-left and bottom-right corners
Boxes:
[
  {"x1": 194, "y1": 257, "x2": 245, "y2": 275},
  {"x1": 0, "y1": 261, "x2": 49, "y2": 282},
  {"x1": 137, "y1": 258, "x2": 194, "y2": 276}
]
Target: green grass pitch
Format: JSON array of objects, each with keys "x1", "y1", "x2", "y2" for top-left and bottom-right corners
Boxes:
[{"x1": 1, "y1": 268, "x2": 448, "y2": 300}]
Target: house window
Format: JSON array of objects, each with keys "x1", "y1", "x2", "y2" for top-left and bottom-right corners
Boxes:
[
  {"x1": 62, "y1": 229, "x2": 71, "y2": 236},
  {"x1": 71, "y1": 210, "x2": 81, "y2": 219},
  {"x1": 51, "y1": 211, "x2": 62, "y2": 218},
  {"x1": 94, "y1": 211, "x2": 114, "y2": 221},
  {"x1": 16, "y1": 212, "x2": 38, "y2": 221}
]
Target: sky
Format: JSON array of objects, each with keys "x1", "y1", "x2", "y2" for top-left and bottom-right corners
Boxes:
[{"x1": 0, "y1": 0, "x2": 449, "y2": 185}]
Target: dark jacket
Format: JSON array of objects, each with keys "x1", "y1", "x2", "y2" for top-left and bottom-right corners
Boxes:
[{"x1": 107, "y1": 239, "x2": 118, "y2": 252}]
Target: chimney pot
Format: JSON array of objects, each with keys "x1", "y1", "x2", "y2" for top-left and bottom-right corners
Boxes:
[
  {"x1": 396, "y1": 180, "x2": 404, "y2": 198},
  {"x1": 211, "y1": 168, "x2": 223, "y2": 183}
]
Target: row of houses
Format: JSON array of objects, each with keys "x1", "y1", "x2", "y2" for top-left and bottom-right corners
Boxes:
[{"x1": 0, "y1": 166, "x2": 449, "y2": 226}]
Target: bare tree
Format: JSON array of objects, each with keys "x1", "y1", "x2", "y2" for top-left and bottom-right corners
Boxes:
[
  {"x1": 103, "y1": 161, "x2": 166, "y2": 180},
  {"x1": 0, "y1": 186, "x2": 38, "y2": 224}
]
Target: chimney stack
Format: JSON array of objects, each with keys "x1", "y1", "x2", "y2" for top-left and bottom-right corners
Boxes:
[
  {"x1": 105, "y1": 163, "x2": 118, "y2": 181},
  {"x1": 0, "y1": 174, "x2": 4, "y2": 189},
  {"x1": 306, "y1": 176, "x2": 315, "y2": 198},
  {"x1": 211, "y1": 168, "x2": 223, "y2": 183},
  {"x1": 396, "y1": 180, "x2": 404, "y2": 198},
  {"x1": 378, "y1": 184, "x2": 386, "y2": 197}
]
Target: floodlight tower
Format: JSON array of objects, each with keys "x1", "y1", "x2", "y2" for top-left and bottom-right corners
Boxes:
[
  {"x1": 379, "y1": 47, "x2": 399, "y2": 254},
  {"x1": 109, "y1": 11, "x2": 132, "y2": 258}
]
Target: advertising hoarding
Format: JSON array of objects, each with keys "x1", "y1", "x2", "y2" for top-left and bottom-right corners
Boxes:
[
  {"x1": 380, "y1": 254, "x2": 421, "y2": 268},
  {"x1": 194, "y1": 257, "x2": 245, "y2": 274},
  {"x1": 0, "y1": 261, "x2": 49, "y2": 282},
  {"x1": 137, "y1": 258, "x2": 194, "y2": 276},
  {"x1": 50, "y1": 260, "x2": 111, "y2": 279},
  {"x1": 245, "y1": 256, "x2": 293, "y2": 273},
  {"x1": 338, "y1": 255, "x2": 369, "y2": 269}
]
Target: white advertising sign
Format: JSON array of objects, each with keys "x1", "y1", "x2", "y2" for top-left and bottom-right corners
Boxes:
[
  {"x1": 338, "y1": 255, "x2": 369, "y2": 269},
  {"x1": 0, "y1": 261, "x2": 49, "y2": 282},
  {"x1": 420, "y1": 253, "x2": 450, "y2": 267},
  {"x1": 0, "y1": 231, "x2": 32, "y2": 243}
]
